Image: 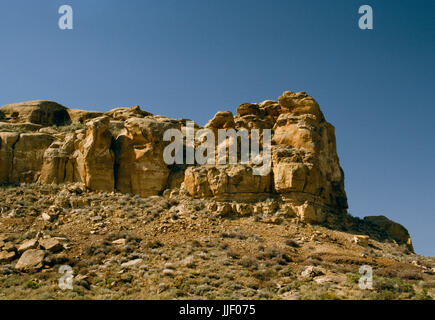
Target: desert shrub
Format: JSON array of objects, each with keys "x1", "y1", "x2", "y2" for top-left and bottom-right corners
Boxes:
[
  {"x1": 346, "y1": 273, "x2": 360, "y2": 284},
  {"x1": 279, "y1": 266, "x2": 294, "y2": 277},
  {"x1": 54, "y1": 123, "x2": 87, "y2": 132},
  {"x1": 144, "y1": 240, "x2": 163, "y2": 249},
  {"x1": 414, "y1": 289, "x2": 433, "y2": 300},
  {"x1": 284, "y1": 239, "x2": 300, "y2": 248},
  {"x1": 238, "y1": 257, "x2": 258, "y2": 269},
  {"x1": 226, "y1": 249, "x2": 240, "y2": 259},
  {"x1": 252, "y1": 269, "x2": 276, "y2": 281}
]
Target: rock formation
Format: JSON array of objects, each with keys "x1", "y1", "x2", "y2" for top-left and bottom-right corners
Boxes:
[{"x1": 0, "y1": 91, "x2": 412, "y2": 249}]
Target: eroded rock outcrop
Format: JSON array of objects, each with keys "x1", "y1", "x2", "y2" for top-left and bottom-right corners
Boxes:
[
  {"x1": 0, "y1": 100, "x2": 70, "y2": 126},
  {"x1": 0, "y1": 93, "x2": 411, "y2": 249}
]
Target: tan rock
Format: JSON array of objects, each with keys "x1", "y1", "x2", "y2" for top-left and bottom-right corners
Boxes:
[
  {"x1": 106, "y1": 105, "x2": 152, "y2": 121},
  {"x1": 75, "y1": 116, "x2": 115, "y2": 192},
  {"x1": 0, "y1": 122, "x2": 42, "y2": 132},
  {"x1": 184, "y1": 165, "x2": 271, "y2": 200},
  {"x1": 39, "y1": 134, "x2": 76, "y2": 184},
  {"x1": 67, "y1": 109, "x2": 103, "y2": 123},
  {"x1": 205, "y1": 111, "x2": 235, "y2": 129},
  {"x1": 0, "y1": 251, "x2": 16, "y2": 263},
  {"x1": 278, "y1": 91, "x2": 324, "y2": 121},
  {"x1": 295, "y1": 202, "x2": 326, "y2": 224},
  {"x1": 39, "y1": 238, "x2": 63, "y2": 253},
  {"x1": 0, "y1": 100, "x2": 70, "y2": 126},
  {"x1": 112, "y1": 239, "x2": 126, "y2": 246},
  {"x1": 17, "y1": 239, "x2": 38, "y2": 253},
  {"x1": 10, "y1": 133, "x2": 55, "y2": 183},
  {"x1": 0, "y1": 132, "x2": 19, "y2": 183},
  {"x1": 15, "y1": 249, "x2": 45, "y2": 271},
  {"x1": 364, "y1": 216, "x2": 414, "y2": 251},
  {"x1": 113, "y1": 117, "x2": 178, "y2": 197},
  {"x1": 352, "y1": 235, "x2": 370, "y2": 246}
]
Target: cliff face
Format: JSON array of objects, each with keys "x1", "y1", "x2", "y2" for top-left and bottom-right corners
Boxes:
[
  {"x1": 0, "y1": 91, "x2": 411, "y2": 249},
  {"x1": 0, "y1": 92, "x2": 346, "y2": 221}
]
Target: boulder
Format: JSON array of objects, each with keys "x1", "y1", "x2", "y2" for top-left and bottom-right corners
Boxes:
[
  {"x1": 0, "y1": 251, "x2": 16, "y2": 263},
  {"x1": 15, "y1": 249, "x2": 45, "y2": 271},
  {"x1": 39, "y1": 134, "x2": 76, "y2": 184},
  {"x1": 106, "y1": 105, "x2": 152, "y2": 121},
  {"x1": 67, "y1": 109, "x2": 103, "y2": 124},
  {"x1": 10, "y1": 133, "x2": 55, "y2": 183},
  {"x1": 17, "y1": 239, "x2": 38, "y2": 253},
  {"x1": 39, "y1": 238, "x2": 63, "y2": 253},
  {"x1": 364, "y1": 216, "x2": 414, "y2": 251},
  {"x1": 205, "y1": 111, "x2": 235, "y2": 129},
  {"x1": 278, "y1": 91, "x2": 324, "y2": 121}
]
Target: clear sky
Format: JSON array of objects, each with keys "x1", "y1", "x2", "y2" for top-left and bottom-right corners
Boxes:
[{"x1": 0, "y1": 1, "x2": 433, "y2": 255}]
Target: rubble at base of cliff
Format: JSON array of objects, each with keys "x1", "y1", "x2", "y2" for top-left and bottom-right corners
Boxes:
[{"x1": 0, "y1": 183, "x2": 434, "y2": 300}]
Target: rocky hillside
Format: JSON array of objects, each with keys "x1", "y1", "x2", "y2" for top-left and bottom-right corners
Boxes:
[{"x1": 0, "y1": 91, "x2": 433, "y2": 300}]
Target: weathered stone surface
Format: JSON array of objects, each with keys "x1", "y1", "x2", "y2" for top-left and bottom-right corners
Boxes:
[
  {"x1": 0, "y1": 251, "x2": 16, "y2": 263},
  {"x1": 0, "y1": 132, "x2": 19, "y2": 183},
  {"x1": 364, "y1": 216, "x2": 414, "y2": 250},
  {"x1": 184, "y1": 165, "x2": 271, "y2": 200},
  {"x1": 278, "y1": 91, "x2": 324, "y2": 121},
  {"x1": 39, "y1": 134, "x2": 76, "y2": 184},
  {"x1": 17, "y1": 239, "x2": 38, "y2": 253},
  {"x1": 0, "y1": 100, "x2": 70, "y2": 126},
  {"x1": 113, "y1": 117, "x2": 178, "y2": 197},
  {"x1": 106, "y1": 105, "x2": 152, "y2": 121},
  {"x1": 205, "y1": 111, "x2": 235, "y2": 129},
  {"x1": 75, "y1": 116, "x2": 115, "y2": 192},
  {"x1": 10, "y1": 133, "x2": 55, "y2": 183},
  {"x1": 0, "y1": 122, "x2": 42, "y2": 132},
  {"x1": 68, "y1": 109, "x2": 103, "y2": 124},
  {"x1": 39, "y1": 238, "x2": 63, "y2": 253},
  {"x1": 15, "y1": 249, "x2": 45, "y2": 271},
  {"x1": 295, "y1": 202, "x2": 326, "y2": 224}
]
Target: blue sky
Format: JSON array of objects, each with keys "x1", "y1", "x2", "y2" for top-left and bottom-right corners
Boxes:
[{"x1": 0, "y1": 0, "x2": 434, "y2": 255}]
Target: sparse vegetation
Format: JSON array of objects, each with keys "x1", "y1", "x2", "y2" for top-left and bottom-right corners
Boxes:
[{"x1": 0, "y1": 183, "x2": 433, "y2": 300}]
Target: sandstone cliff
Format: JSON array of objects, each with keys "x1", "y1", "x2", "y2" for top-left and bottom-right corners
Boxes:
[{"x1": 0, "y1": 92, "x2": 412, "y2": 250}]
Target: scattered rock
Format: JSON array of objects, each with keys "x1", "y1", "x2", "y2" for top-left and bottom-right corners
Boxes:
[
  {"x1": 121, "y1": 259, "x2": 143, "y2": 268},
  {"x1": 300, "y1": 266, "x2": 324, "y2": 278},
  {"x1": 162, "y1": 269, "x2": 175, "y2": 276},
  {"x1": 15, "y1": 249, "x2": 45, "y2": 271},
  {"x1": 18, "y1": 239, "x2": 38, "y2": 253},
  {"x1": 39, "y1": 238, "x2": 63, "y2": 253},
  {"x1": 0, "y1": 251, "x2": 16, "y2": 263},
  {"x1": 352, "y1": 235, "x2": 370, "y2": 246},
  {"x1": 112, "y1": 239, "x2": 126, "y2": 246}
]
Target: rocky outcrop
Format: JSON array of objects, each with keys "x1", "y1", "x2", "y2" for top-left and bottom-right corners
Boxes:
[
  {"x1": 113, "y1": 117, "x2": 180, "y2": 197},
  {"x1": 184, "y1": 165, "x2": 272, "y2": 200},
  {"x1": 68, "y1": 109, "x2": 103, "y2": 124},
  {"x1": 106, "y1": 105, "x2": 152, "y2": 121},
  {"x1": 364, "y1": 216, "x2": 414, "y2": 251},
  {"x1": 0, "y1": 94, "x2": 412, "y2": 249},
  {"x1": 10, "y1": 133, "x2": 55, "y2": 183},
  {"x1": 0, "y1": 100, "x2": 70, "y2": 126},
  {"x1": 0, "y1": 93, "x2": 348, "y2": 217}
]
